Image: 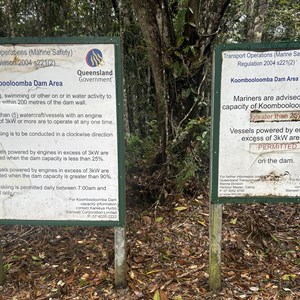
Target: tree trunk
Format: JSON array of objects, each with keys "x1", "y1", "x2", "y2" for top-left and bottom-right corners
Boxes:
[
  {"x1": 247, "y1": 0, "x2": 268, "y2": 42},
  {"x1": 131, "y1": 0, "x2": 169, "y2": 162},
  {"x1": 253, "y1": 0, "x2": 268, "y2": 42},
  {"x1": 0, "y1": 246, "x2": 5, "y2": 284},
  {"x1": 6, "y1": 0, "x2": 15, "y2": 37},
  {"x1": 118, "y1": 0, "x2": 130, "y2": 137},
  {"x1": 246, "y1": 0, "x2": 255, "y2": 41}
]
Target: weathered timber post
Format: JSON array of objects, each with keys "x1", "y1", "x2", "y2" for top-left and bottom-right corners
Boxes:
[
  {"x1": 209, "y1": 203, "x2": 222, "y2": 290},
  {"x1": 114, "y1": 226, "x2": 126, "y2": 287},
  {"x1": 0, "y1": 245, "x2": 5, "y2": 285}
]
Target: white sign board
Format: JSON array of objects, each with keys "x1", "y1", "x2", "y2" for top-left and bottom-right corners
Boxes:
[
  {"x1": 0, "y1": 39, "x2": 124, "y2": 224},
  {"x1": 212, "y1": 44, "x2": 300, "y2": 202}
]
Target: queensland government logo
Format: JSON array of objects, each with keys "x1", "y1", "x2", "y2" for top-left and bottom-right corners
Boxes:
[{"x1": 86, "y1": 49, "x2": 104, "y2": 67}]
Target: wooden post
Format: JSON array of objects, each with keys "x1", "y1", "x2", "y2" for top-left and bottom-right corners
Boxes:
[
  {"x1": 0, "y1": 245, "x2": 5, "y2": 285},
  {"x1": 209, "y1": 203, "x2": 222, "y2": 290},
  {"x1": 114, "y1": 226, "x2": 126, "y2": 288}
]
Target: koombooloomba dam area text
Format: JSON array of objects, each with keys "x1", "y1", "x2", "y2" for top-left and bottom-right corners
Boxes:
[{"x1": 230, "y1": 75, "x2": 298, "y2": 83}]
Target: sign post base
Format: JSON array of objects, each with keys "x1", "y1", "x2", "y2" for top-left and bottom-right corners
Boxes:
[
  {"x1": 114, "y1": 226, "x2": 127, "y2": 288},
  {"x1": 209, "y1": 203, "x2": 222, "y2": 290}
]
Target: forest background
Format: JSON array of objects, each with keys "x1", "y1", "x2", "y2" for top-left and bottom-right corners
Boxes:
[
  {"x1": 0, "y1": 0, "x2": 300, "y2": 299},
  {"x1": 0, "y1": 0, "x2": 299, "y2": 199}
]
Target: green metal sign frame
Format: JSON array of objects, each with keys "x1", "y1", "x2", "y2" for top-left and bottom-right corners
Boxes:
[
  {"x1": 211, "y1": 41, "x2": 300, "y2": 204},
  {"x1": 0, "y1": 37, "x2": 125, "y2": 226}
]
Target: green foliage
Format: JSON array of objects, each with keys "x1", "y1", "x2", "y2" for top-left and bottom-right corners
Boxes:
[
  {"x1": 171, "y1": 117, "x2": 210, "y2": 193},
  {"x1": 219, "y1": 0, "x2": 300, "y2": 43},
  {"x1": 264, "y1": 0, "x2": 300, "y2": 41},
  {"x1": 217, "y1": 0, "x2": 246, "y2": 43},
  {"x1": 125, "y1": 121, "x2": 160, "y2": 172},
  {"x1": 0, "y1": 0, "x2": 119, "y2": 37},
  {"x1": 173, "y1": 7, "x2": 188, "y2": 36},
  {"x1": 125, "y1": 116, "x2": 211, "y2": 201},
  {"x1": 3, "y1": 263, "x2": 11, "y2": 272}
]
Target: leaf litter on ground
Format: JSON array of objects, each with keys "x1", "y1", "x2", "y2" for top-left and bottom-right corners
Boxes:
[{"x1": 0, "y1": 198, "x2": 299, "y2": 299}]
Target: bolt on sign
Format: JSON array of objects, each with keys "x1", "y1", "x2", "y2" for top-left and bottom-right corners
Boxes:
[
  {"x1": 0, "y1": 37, "x2": 125, "y2": 226},
  {"x1": 211, "y1": 42, "x2": 300, "y2": 204}
]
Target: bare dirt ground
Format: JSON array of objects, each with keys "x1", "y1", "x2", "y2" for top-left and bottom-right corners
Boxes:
[{"x1": 0, "y1": 197, "x2": 299, "y2": 299}]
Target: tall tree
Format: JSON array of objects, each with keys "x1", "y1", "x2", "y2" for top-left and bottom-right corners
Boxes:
[
  {"x1": 246, "y1": 0, "x2": 268, "y2": 42},
  {"x1": 130, "y1": 1, "x2": 169, "y2": 162},
  {"x1": 131, "y1": 0, "x2": 230, "y2": 164}
]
